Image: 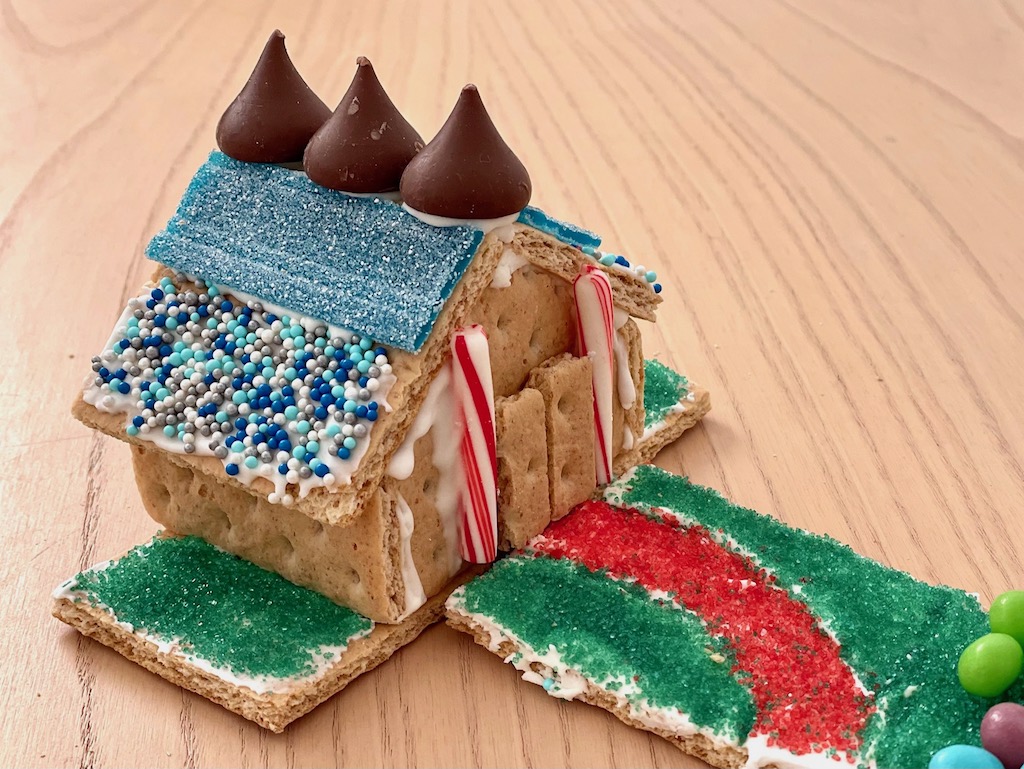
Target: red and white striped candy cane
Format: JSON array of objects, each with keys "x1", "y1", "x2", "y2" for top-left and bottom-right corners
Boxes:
[
  {"x1": 574, "y1": 264, "x2": 615, "y2": 485},
  {"x1": 451, "y1": 324, "x2": 498, "y2": 563}
]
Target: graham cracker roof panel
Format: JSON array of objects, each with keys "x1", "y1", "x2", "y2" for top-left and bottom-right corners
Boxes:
[{"x1": 145, "y1": 151, "x2": 484, "y2": 353}]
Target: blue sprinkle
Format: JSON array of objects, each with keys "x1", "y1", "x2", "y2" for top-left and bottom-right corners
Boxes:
[
  {"x1": 150, "y1": 288, "x2": 164, "y2": 300},
  {"x1": 314, "y1": 463, "x2": 329, "y2": 478},
  {"x1": 225, "y1": 463, "x2": 239, "y2": 476},
  {"x1": 654, "y1": 283, "x2": 663, "y2": 294},
  {"x1": 614, "y1": 255, "x2": 629, "y2": 267}
]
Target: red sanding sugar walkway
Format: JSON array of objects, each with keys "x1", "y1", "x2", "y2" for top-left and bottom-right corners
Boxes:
[{"x1": 534, "y1": 501, "x2": 874, "y2": 757}]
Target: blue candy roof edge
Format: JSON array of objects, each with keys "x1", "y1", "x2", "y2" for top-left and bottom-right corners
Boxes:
[{"x1": 517, "y1": 206, "x2": 602, "y2": 251}]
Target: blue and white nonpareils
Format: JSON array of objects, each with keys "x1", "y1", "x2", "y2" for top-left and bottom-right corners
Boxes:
[{"x1": 88, "y1": 275, "x2": 392, "y2": 503}]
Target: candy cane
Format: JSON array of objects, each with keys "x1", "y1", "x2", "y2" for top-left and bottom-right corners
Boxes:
[
  {"x1": 451, "y1": 325, "x2": 498, "y2": 563},
  {"x1": 574, "y1": 264, "x2": 615, "y2": 485}
]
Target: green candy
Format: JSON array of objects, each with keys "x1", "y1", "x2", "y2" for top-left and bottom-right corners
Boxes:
[
  {"x1": 990, "y1": 590, "x2": 1024, "y2": 647},
  {"x1": 958, "y1": 633, "x2": 1024, "y2": 697}
]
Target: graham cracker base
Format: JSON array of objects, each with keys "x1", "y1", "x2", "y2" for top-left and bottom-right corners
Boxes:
[
  {"x1": 613, "y1": 385, "x2": 711, "y2": 476},
  {"x1": 54, "y1": 568, "x2": 480, "y2": 733},
  {"x1": 445, "y1": 611, "x2": 748, "y2": 769}
]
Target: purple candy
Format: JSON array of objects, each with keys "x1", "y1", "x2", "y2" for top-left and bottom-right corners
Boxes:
[{"x1": 981, "y1": 702, "x2": 1024, "y2": 769}]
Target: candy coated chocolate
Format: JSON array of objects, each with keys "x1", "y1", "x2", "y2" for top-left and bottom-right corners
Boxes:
[
  {"x1": 400, "y1": 85, "x2": 531, "y2": 219},
  {"x1": 928, "y1": 745, "x2": 1003, "y2": 769},
  {"x1": 957, "y1": 633, "x2": 1024, "y2": 697},
  {"x1": 304, "y1": 58, "x2": 424, "y2": 193},
  {"x1": 982, "y1": 702, "x2": 1024, "y2": 769},
  {"x1": 991, "y1": 590, "x2": 1024, "y2": 647},
  {"x1": 216, "y1": 30, "x2": 330, "y2": 164}
]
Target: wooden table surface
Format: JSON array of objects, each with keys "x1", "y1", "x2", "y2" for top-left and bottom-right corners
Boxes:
[{"x1": 3, "y1": 1, "x2": 1024, "y2": 766}]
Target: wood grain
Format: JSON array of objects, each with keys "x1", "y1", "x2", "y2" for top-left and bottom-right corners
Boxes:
[{"x1": 2, "y1": 1, "x2": 1023, "y2": 766}]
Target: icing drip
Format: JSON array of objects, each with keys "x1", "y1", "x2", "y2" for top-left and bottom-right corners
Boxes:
[
  {"x1": 613, "y1": 329, "x2": 637, "y2": 410},
  {"x1": 490, "y1": 247, "x2": 530, "y2": 288},
  {"x1": 429, "y1": 374, "x2": 464, "y2": 576},
  {"x1": 395, "y1": 493, "x2": 427, "y2": 619},
  {"x1": 386, "y1": 365, "x2": 463, "y2": 576},
  {"x1": 387, "y1": 366, "x2": 451, "y2": 480}
]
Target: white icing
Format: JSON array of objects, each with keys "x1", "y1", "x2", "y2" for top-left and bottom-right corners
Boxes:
[
  {"x1": 743, "y1": 735, "x2": 868, "y2": 769},
  {"x1": 385, "y1": 365, "x2": 462, "y2": 576},
  {"x1": 614, "y1": 308, "x2": 630, "y2": 330},
  {"x1": 490, "y1": 247, "x2": 530, "y2": 288},
  {"x1": 387, "y1": 366, "x2": 452, "y2": 481},
  {"x1": 426, "y1": 372, "x2": 464, "y2": 576},
  {"x1": 394, "y1": 493, "x2": 427, "y2": 620},
  {"x1": 54, "y1": 555, "x2": 372, "y2": 695},
  {"x1": 613, "y1": 329, "x2": 637, "y2": 410},
  {"x1": 81, "y1": 283, "x2": 398, "y2": 503},
  {"x1": 344, "y1": 190, "x2": 402, "y2": 202},
  {"x1": 402, "y1": 205, "x2": 520, "y2": 234}
]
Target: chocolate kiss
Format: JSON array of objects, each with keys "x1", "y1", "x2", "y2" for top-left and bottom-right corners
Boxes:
[
  {"x1": 216, "y1": 30, "x2": 331, "y2": 164},
  {"x1": 304, "y1": 57, "x2": 425, "y2": 194},
  {"x1": 400, "y1": 85, "x2": 532, "y2": 219}
]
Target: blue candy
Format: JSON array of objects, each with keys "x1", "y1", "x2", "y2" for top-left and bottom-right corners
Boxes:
[
  {"x1": 517, "y1": 206, "x2": 602, "y2": 251},
  {"x1": 146, "y1": 151, "x2": 483, "y2": 352},
  {"x1": 928, "y1": 745, "x2": 1003, "y2": 769}
]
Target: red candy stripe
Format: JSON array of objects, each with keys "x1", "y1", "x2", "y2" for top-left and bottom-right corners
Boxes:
[
  {"x1": 452, "y1": 326, "x2": 498, "y2": 563},
  {"x1": 535, "y1": 501, "x2": 874, "y2": 758}
]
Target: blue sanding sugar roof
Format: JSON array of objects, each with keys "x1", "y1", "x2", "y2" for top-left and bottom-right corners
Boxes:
[
  {"x1": 146, "y1": 151, "x2": 484, "y2": 353},
  {"x1": 517, "y1": 205, "x2": 602, "y2": 250}
]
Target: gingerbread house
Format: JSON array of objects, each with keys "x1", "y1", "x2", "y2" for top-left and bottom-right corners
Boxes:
[{"x1": 68, "y1": 33, "x2": 709, "y2": 630}]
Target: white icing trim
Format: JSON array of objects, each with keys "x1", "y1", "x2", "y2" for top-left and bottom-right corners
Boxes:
[
  {"x1": 402, "y1": 204, "x2": 520, "y2": 234},
  {"x1": 395, "y1": 492, "x2": 427, "y2": 620}
]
